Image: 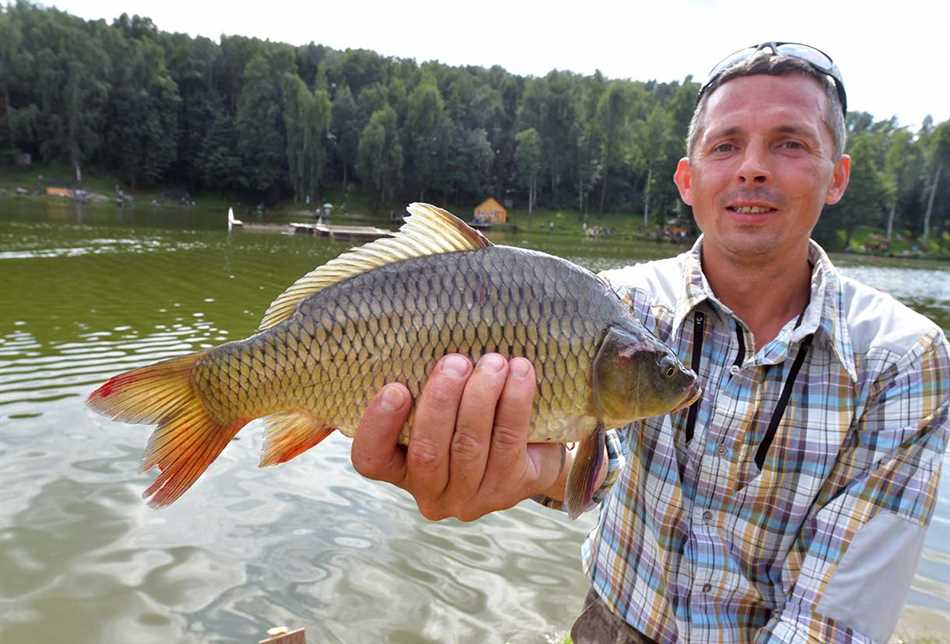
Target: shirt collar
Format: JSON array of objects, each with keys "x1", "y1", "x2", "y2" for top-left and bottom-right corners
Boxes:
[
  {"x1": 804, "y1": 240, "x2": 858, "y2": 382},
  {"x1": 671, "y1": 236, "x2": 715, "y2": 336},
  {"x1": 672, "y1": 236, "x2": 857, "y2": 382}
]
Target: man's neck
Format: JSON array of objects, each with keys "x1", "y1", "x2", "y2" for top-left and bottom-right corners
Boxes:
[{"x1": 701, "y1": 245, "x2": 812, "y2": 349}]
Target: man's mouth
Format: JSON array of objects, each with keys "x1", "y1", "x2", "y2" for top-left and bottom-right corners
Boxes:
[{"x1": 726, "y1": 205, "x2": 777, "y2": 214}]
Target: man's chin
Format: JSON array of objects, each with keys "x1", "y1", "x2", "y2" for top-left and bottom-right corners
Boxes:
[{"x1": 713, "y1": 232, "x2": 787, "y2": 260}]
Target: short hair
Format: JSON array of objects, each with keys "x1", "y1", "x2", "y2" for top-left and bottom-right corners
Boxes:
[{"x1": 686, "y1": 51, "x2": 847, "y2": 160}]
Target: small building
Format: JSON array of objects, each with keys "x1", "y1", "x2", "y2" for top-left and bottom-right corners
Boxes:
[
  {"x1": 473, "y1": 197, "x2": 507, "y2": 224},
  {"x1": 46, "y1": 187, "x2": 74, "y2": 199}
]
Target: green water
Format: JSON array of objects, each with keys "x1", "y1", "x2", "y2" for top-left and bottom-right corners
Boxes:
[{"x1": 1, "y1": 197, "x2": 948, "y2": 643}]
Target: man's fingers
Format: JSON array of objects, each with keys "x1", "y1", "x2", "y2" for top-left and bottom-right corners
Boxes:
[
  {"x1": 482, "y1": 357, "x2": 536, "y2": 496},
  {"x1": 405, "y1": 354, "x2": 471, "y2": 502},
  {"x1": 443, "y1": 353, "x2": 509, "y2": 502},
  {"x1": 351, "y1": 383, "x2": 411, "y2": 485}
]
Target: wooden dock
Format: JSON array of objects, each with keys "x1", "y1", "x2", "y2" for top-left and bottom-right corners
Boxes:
[
  {"x1": 290, "y1": 222, "x2": 393, "y2": 242},
  {"x1": 468, "y1": 221, "x2": 519, "y2": 233}
]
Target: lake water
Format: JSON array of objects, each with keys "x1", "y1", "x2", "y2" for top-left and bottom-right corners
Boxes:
[{"x1": 1, "y1": 198, "x2": 948, "y2": 643}]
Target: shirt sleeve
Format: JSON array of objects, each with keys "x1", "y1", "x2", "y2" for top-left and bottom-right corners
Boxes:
[
  {"x1": 532, "y1": 427, "x2": 627, "y2": 512},
  {"x1": 755, "y1": 332, "x2": 950, "y2": 643}
]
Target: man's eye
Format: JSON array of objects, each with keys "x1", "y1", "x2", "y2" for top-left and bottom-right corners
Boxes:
[
  {"x1": 712, "y1": 143, "x2": 735, "y2": 153},
  {"x1": 780, "y1": 140, "x2": 805, "y2": 150}
]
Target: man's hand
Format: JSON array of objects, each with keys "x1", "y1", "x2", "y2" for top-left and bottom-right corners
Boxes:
[{"x1": 351, "y1": 353, "x2": 567, "y2": 521}]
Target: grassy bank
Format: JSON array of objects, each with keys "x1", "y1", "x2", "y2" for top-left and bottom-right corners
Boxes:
[{"x1": 2, "y1": 164, "x2": 946, "y2": 259}]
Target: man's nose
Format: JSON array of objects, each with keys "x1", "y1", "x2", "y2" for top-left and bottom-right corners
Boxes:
[{"x1": 736, "y1": 146, "x2": 770, "y2": 183}]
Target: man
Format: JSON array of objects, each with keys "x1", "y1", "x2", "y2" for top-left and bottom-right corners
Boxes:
[{"x1": 350, "y1": 43, "x2": 950, "y2": 642}]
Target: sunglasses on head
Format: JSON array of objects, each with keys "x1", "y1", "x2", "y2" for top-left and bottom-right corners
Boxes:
[{"x1": 697, "y1": 42, "x2": 848, "y2": 118}]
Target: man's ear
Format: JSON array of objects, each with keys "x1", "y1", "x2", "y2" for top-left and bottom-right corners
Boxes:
[
  {"x1": 825, "y1": 154, "x2": 851, "y2": 205},
  {"x1": 674, "y1": 157, "x2": 693, "y2": 206}
]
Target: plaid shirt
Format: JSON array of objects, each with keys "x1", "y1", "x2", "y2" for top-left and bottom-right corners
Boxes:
[{"x1": 570, "y1": 239, "x2": 949, "y2": 643}]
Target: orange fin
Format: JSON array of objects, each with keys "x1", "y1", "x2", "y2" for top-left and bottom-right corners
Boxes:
[
  {"x1": 87, "y1": 352, "x2": 249, "y2": 508},
  {"x1": 259, "y1": 410, "x2": 335, "y2": 466},
  {"x1": 565, "y1": 422, "x2": 606, "y2": 520}
]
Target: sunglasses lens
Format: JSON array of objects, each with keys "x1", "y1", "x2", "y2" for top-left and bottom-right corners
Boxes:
[
  {"x1": 774, "y1": 43, "x2": 834, "y2": 74},
  {"x1": 699, "y1": 41, "x2": 847, "y2": 115},
  {"x1": 706, "y1": 47, "x2": 757, "y2": 79}
]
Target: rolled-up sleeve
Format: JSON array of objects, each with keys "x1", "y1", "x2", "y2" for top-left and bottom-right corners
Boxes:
[{"x1": 756, "y1": 333, "x2": 950, "y2": 643}]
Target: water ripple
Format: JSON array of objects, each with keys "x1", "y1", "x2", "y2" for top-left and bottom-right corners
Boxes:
[{"x1": 1, "y1": 210, "x2": 947, "y2": 643}]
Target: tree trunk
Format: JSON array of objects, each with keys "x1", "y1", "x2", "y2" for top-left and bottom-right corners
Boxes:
[
  {"x1": 922, "y1": 162, "x2": 941, "y2": 243},
  {"x1": 529, "y1": 176, "x2": 535, "y2": 215},
  {"x1": 643, "y1": 166, "x2": 652, "y2": 227},
  {"x1": 599, "y1": 169, "x2": 608, "y2": 213},
  {"x1": 0, "y1": 90, "x2": 9, "y2": 153},
  {"x1": 886, "y1": 197, "x2": 897, "y2": 241}
]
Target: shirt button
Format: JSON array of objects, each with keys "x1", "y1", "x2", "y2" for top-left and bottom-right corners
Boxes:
[
  {"x1": 703, "y1": 510, "x2": 712, "y2": 522},
  {"x1": 729, "y1": 365, "x2": 741, "y2": 376},
  {"x1": 702, "y1": 583, "x2": 712, "y2": 593},
  {"x1": 717, "y1": 444, "x2": 727, "y2": 457}
]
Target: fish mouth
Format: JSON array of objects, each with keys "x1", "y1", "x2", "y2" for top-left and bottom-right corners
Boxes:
[{"x1": 673, "y1": 380, "x2": 703, "y2": 411}]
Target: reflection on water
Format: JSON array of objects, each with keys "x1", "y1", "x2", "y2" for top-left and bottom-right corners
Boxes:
[{"x1": 1, "y1": 199, "x2": 948, "y2": 642}]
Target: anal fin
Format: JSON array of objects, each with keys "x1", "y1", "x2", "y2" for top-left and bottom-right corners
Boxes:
[
  {"x1": 260, "y1": 410, "x2": 335, "y2": 466},
  {"x1": 565, "y1": 422, "x2": 606, "y2": 519}
]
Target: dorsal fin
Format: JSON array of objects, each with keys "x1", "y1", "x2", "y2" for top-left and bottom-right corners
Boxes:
[{"x1": 258, "y1": 203, "x2": 492, "y2": 330}]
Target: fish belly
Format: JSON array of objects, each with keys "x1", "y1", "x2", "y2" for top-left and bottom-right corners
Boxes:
[{"x1": 194, "y1": 247, "x2": 619, "y2": 445}]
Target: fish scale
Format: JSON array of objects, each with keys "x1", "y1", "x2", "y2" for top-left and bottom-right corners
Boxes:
[
  {"x1": 195, "y1": 248, "x2": 609, "y2": 444},
  {"x1": 88, "y1": 203, "x2": 698, "y2": 513}
]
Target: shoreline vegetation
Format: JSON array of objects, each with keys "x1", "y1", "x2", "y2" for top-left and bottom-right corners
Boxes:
[
  {"x1": 2, "y1": 164, "x2": 947, "y2": 261},
  {"x1": 0, "y1": 2, "x2": 947, "y2": 259}
]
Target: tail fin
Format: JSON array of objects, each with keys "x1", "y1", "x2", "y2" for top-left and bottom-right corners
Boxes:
[{"x1": 87, "y1": 352, "x2": 249, "y2": 508}]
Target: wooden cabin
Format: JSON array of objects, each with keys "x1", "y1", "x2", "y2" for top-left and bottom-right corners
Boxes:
[
  {"x1": 46, "y1": 187, "x2": 74, "y2": 199},
  {"x1": 473, "y1": 197, "x2": 507, "y2": 224}
]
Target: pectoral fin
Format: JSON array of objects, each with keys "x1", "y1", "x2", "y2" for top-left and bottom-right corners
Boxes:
[{"x1": 565, "y1": 422, "x2": 606, "y2": 519}]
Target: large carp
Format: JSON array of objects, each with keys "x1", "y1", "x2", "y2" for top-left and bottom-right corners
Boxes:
[{"x1": 88, "y1": 203, "x2": 699, "y2": 517}]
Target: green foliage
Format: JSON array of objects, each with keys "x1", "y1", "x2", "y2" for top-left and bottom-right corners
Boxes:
[
  {"x1": 406, "y1": 76, "x2": 448, "y2": 200},
  {"x1": 101, "y1": 22, "x2": 180, "y2": 186},
  {"x1": 330, "y1": 83, "x2": 359, "y2": 187},
  {"x1": 443, "y1": 125, "x2": 494, "y2": 205},
  {"x1": 284, "y1": 74, "x2": 332, "y2": 202},
  {"x1": 357, "y1": 105, "x2": 402, "y2": 210},
  {"x1": 515, "y1": 127, "x2": 541, "y2": 213},
  {"x1": 197, "y1": 107, "x2": 244, "y2": 190},
  {"x1": 819, "y1": 134, "x2": 888, "y2": 247},
  {"x1": 236, "y1": 47, "x2": 294, "y2": 197},
  {"x1": 0, "y1": 1, "x2": 945, "y2": 249}
]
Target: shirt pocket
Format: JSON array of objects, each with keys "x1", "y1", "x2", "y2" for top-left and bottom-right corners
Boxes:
[{"x1": 722, "y1": 407, "x2": 847, "y2": 576}]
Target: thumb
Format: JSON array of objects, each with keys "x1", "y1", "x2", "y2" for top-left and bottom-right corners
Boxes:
[{"x1": 351, "y1": 383, "x2": 411, "y2": 486}]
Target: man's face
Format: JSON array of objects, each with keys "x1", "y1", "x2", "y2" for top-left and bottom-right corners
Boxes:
[{"x1": 674, "y1": 74, "x2": 850, "y2": 266}]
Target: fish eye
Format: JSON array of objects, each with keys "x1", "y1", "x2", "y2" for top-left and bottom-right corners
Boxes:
[{"x1": 658, "y1": 356, "x2": 676, "y2": 378}]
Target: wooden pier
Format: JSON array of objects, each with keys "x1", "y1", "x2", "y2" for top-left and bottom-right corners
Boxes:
[{"x1": 290, "y1": 222, "x2": 393, "y2": 242}]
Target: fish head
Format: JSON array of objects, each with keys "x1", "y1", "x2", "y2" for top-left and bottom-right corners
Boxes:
[{"x1": 592, "y1": 323, "x2": 701, "y2": 423}]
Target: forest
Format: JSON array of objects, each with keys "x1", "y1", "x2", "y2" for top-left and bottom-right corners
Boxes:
[{"x1": 1, "y1": 1, "x2": 947, "y2": 250}]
